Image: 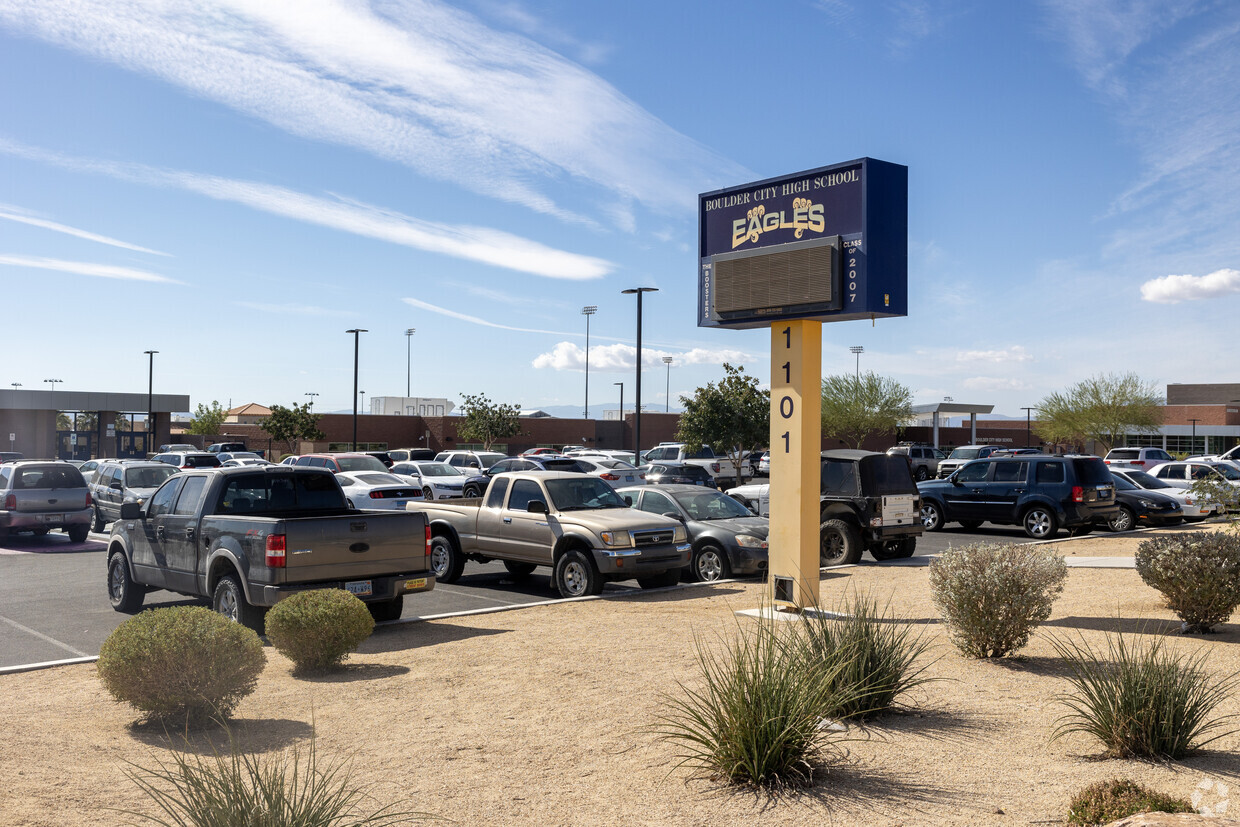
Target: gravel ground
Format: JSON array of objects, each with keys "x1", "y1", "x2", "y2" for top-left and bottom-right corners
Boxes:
[{"x1": 3, "y1": 532, "x2": 1240, "y2": 826}]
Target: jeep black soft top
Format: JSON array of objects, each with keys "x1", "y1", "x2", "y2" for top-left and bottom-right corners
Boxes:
[
  {"x1": 819, "y1": 450, "x2": 921, "y2": 566},
  {"x1": 820, "y1": 450, "x2": 919, "y2": 498}
]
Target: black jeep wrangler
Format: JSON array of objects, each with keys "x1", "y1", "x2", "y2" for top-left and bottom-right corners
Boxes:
[{"x1": 820, "y1": 449, "x2": 923, "y2": 566}]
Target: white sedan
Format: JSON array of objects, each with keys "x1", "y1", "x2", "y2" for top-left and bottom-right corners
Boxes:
[
  {"x1": 336, "y1": 472, "x2": 425, "y2": 510},
  {"x1": 390, "y1": 461, "x2": 467, "y2": 500},
  {"x1": 1110, "y1": 467, "x2": 1215, "y2": 521},
  {"x1": 1147, "y1": 460, "x2": 1240, "y2": 488},
  {"x1": 221, "y1": 458, "x2": 276, "y2": 467},
  {"x1": 570, "y1": 457, "x2": 646, "y2": 489}
]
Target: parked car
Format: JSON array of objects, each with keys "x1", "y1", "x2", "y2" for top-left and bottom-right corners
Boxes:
[
  {"x1": 158, "y1": 444, "x2": 197, "y2": 453},
  {"x1": 280, "y1": 455, "x2": 300, "y2": 465},
  {"x1": 222, "y1": 458, "x2": 275, "y2": 467},
  {"x1": 387, "y1": 448, "x2": 438, "y2": 463},
  {"x1": 206, "y1": 442, "x2": 247, "y2": 454},
  {"x1": 364, "y1": 451, "x2": 395, "y2": 468},
  {"x1": 76, "y1": 457, "x2": 112, "y2": 484},
  {"x1": 294, "y1": 453, "x2": 388, "y2": 474},
  {"x1": 990, "y1": 448, "x2": 1043, "y2": 457},
  {"x1": 1147, "y1": 460, "x2": 1240, "y2": 488},
  {"x1": 641, "y1": 443, "x2": 742, "y2": 485},
  {"x1": 1104, "y1": 446, "x2": 1175, "y2": 469},
  {"x1": 639, "y1": 462, "x2": 717, "y2": 488},
  {"x1": 1109, "y1": 467, "x2": 1215, "y2": 522},
  {"x1": 434, "y1": 450, "x2": 508, "y2": 474},
  {"x1": 1104, "y1": 474, "x2": 1184, "y2": 532},
  {"x1": 335, "y1": 471, "x2": 426, "y2": 510},
  {"x1": 574, "y1": 449, "x2": 640, "y2": 465},
  {"x1": 217, "y1": 451, "x2": 264, "y2": 464},
  {"x1": 571, "y1": 456, "x2": 646, "y2": 489},
  {"x1": 935, "y1": 445, "x2": 1005, "y2": 479},
  {"x1": 521, "y1": 447, "x2": 561, "y2": 456},
  {"x1": 88, "y1": 460, "x2": 180, "y2": 531},
  {"x1": 0, "y1": 460, "x2": 93, "y2": 541},
  {"x1": 918, "y1": 454, "x2": 1118, "y2": 539},
  {"x1": 460, "y1": 456, "x2": 586, "y2": 498},
  {"x1": 151, "y1": 451, "x2": 223, "y2": 470},
  {"x1": 1188, "y1": 445, "x2": 1240, "y2": 464},
  {"x1": 391, "y1": 460, "x2": 468, "y2": 500},
  {"x1": 618, "y1": 484, "x2": 769, "y2": 582},
  {"x1": 0, "y1": 451, "x2": 24, "y2": 463},
  {"x1": 886, "y1": 443, "x2": 947, "y2": 481},
  {"x1": 756, "y1": 451, "x2": 770, "y2": 476}
]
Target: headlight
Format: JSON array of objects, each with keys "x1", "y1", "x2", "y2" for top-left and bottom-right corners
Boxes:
[
  {"x1": 1137, "y1": 499, "x2": 1156, "y2": 508},
  {"x1": 673, "y1": 525, "x2": 688, "y2": 543},
  {"x1": 734, "y1": 534, "x2": 768, "y2": 549},
  {"x1": 599, "y1": 530, "x2": 631, "y2": 548}
]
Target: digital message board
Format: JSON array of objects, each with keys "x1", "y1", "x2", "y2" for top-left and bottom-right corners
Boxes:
[{"x1": 698, "y1": 158, "x2": 907, "y2": 329}]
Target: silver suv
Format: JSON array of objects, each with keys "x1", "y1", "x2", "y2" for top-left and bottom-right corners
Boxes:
[
  {"x1": 886, "y1": 444, "x2": 947, "y2": 481},
  {"x1": 1104, "y1": 447, "x2": 1175, "y2": 470},
  {"x1": 0, "y1": 461, "x2": 92, "y2": 541},
  {"x1": 88, "y1": 460, "x2": 180, "y2": 531}
]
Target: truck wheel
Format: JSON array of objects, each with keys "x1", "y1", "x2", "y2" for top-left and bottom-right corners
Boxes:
[
  {"x1": 107, "y1": 551, "x2": 145, "y2": 613},
  {"x1": 691, "y1": 544, "x2": 731, "y2": 582},
  {"x1": 368, "y1": 596, "x2": 404, "y2": 622},
  {"x1": 1022, "y1": 507, "x2": 1059, "y2": 540},
  {"x1": 503, "y1": 560, "x2": 537, "y2": 578},
  {"x1": 637, "y1": 568, "x2": 682, "y2": 589},
  {"x1": 1107, "y1": 506, "x2": 1135, "y2": 532},
  {"x1": 819, "y1": 519, "x2": 862, "y2": 567},
  {"x1": 429, "y1": 535, "x2": 465, "y2": 583},
  {"x1": 957, "y1": 520, "x2": 982, "y2": 531},
  {"x1": 212, "y1": 574, "x2": 266, "y2": 631},
  {"x1": 553, "y1": 549, "x2": 602, "y2": 598},
  {"x1": 67, "y1": 525, "x2": 89, "y2": 543},
  {"x1": 920, "y1": 502, "x2": 945, "y2": 531},
  {"x1": 91, "y1": 506, "x2": 107, "y2": 533},
  {"x1": 916, "y1": 467, "x2": 929, "y2": 481}
]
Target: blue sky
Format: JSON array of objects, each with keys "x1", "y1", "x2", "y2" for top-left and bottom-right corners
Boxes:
[{"x1": 1, "y1": 0, "x2": 1237, "y2": 418}]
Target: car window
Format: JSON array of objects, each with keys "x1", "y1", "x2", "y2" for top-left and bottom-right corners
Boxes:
[
  {"x1": 14, "y1": 465, "x2": 85, "y2": 489},
  {"x1": 820, "y1": 460, "x2": 861, "y2": 495},
  {"x1": 506, "y1": 479, "x2": 543, "y2": 511},
  {"x1": 356, "y1": 473, "x2": 403, "y2": 485},
  {"x1": 126, "y1": 465, "x2": 178, "y2": 489},
  {"x1": 676, "y1": 490, "x2": 753, "y2": 520},
  {"x1": 477, "y1": 453, "x2": 506, "y2": 468},
  {"x1": 185, "y1": 455, "x2": 222, "y2": 468},
  {"x1": 107, "y1": 467, "x2": 124, "y2": 486},
  {"x1": 1108, "y1": 449, "x2": 1139, "y2": 460},
  {"x1": 1072, "y1": 458, "x2": 1113, "y2": 485},
  {"x1": 485, "y1": 478, "x2": 509, "y2": 508},
  {"x1": 638, "y1": 490, "x2": 677, "y2": 516},
  {"x1": 544, "y1": 477, "x2": 625, "y2": 510},
  {"x1": 956, "y1": 462, "x2": 990, "y2": 483},
  {"x1": 335, "y1": 456, "x2": 387, "y2": 473},
  {"x1": 148, "y1": 477, "x2": 183, "y2": 517},
  {"x1": 948, "y1": 448, "x2": 981, "y2": 460},
  {"x1": 1151, "y1": 450, "x2": 1173, "y2": 461},
  {"x1": 1035, "y1": 461, "x2": 1066, "y2": 484},
  {"x1": 172, "y1": 476, "x2": 208, "y2": 516},
  {"x1": 1114, "y1": 476, "x2": 1138, "y2": 491},
  {"x1": 1156, "y1": 464, "x2": 1183, "y2": 479},
  {"x1": 992, "y1": 462, "x2": 1027, "y2": 483}
]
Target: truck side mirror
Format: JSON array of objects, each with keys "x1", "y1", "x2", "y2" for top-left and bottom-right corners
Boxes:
[
  {"x1": 109, "y1": 481, "x2": 123, "y2": 490},
  {"x1": 623, "y1": 495, "x2": 633, "y2": 506},
  {"x1": 662, "y1": 511, "x2": 685, "y2": 522},
  {"x1": 120, "y1": 502, "x2": 144, "y2": 520},
  {"x1": 527, "y1": 500, "x2": 548, "y2": 514}
]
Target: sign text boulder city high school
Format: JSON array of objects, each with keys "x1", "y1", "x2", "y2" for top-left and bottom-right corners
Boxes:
[{"x1": 702, "y1": 168, "x2": 859, "y2": 250}]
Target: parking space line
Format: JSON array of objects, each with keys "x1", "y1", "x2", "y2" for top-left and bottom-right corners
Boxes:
[
  {"x1": 0, "y1": 614, "x2": 89, "y2": 658},
  {"x1": 429, "y1": 586, "x2": 536, "y2": 606}
]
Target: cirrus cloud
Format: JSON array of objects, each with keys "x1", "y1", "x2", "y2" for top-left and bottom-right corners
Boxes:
[
  {"x1": 1140, "y1": 268, "x2": 1240, "y2": 304},
  {"x1": 532, "y1": 341, "x2": 755, "y2": 372}
]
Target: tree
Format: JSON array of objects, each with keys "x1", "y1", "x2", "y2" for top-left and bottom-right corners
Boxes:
[
  {"x1": 820, "y1": 372, "x2": 914, "y2": 449},
  {"x1": 1035, "y1": 373, "x2": 1163, "y2": 454},
  {"x1": 675, "y1": 363, "x2": 769, "y2": 487},
  {"x1": 187, "y1": 400, "x2": 227, "y2": 435},
  {"x1": 456, "y1": 393, "x2": 522, "y2": 451},
  {"x1": 260, "y1": 403, "x2": 325, "y2": 456}
]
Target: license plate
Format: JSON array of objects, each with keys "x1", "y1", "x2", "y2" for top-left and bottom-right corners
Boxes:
[
  {"x1": 345, "y1": 580, "x2": 372, "y2": 597},
  {"x1": 394, "y1": 501, "x2": 407, "y2": 508},
  {"x1": 695, "y1": 481, "x2": 703, "y2": 485},
  {"x1": 42, "y1": 513, "x2": 63, "y2": 523},
  {"x1": 625, "y1": 475, "x2": 634, "y2": 482},
  {"x1": 404, "y1": 577, "x2": 427, "y2": 590}
]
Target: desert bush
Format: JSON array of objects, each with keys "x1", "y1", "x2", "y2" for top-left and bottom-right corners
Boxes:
[
  {"x1": 1136, "y1": 532, "x2": 1240, "y2": 633},
  {"x1": 121, "y1": 729, "x2": 427, "y2": 826},
  {"x1": 1066, "y1": 778, "x2": 1194, "y2": 826},
  {"x1": 928, "y1": 543, "x2": 1067, "y2": 658},
  {"x1": 1051, "y1": 632, "x2": 1240, "y2": 759},
  {"x1": 97, "y1": 607, "x2": 265, "y2": 726},
  {"x1": 654, "y1": 618, "x2": 853, "y2": 789},
  {"x1": 793, "y1": 592, "x2": 936, "y2": 720},
  {"x1": 264, "y1": 589, "x2": 375, "y2": 672}
]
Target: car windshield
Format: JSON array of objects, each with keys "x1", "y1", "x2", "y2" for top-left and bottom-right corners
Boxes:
[
  {"x1": 1214, "y1": 464, "x2": 1240, "y2": 481},
  {"x1": 1108, "y1": 449, "x2": 1139, "y2": 460},
  {"x1": 948, "y1": 448, "x2": 981, "y2": 460},
  {"x1": 216, "y1": 472, "x2": 346, "y2": 513},
  {"x1": 415, "y1": 463, "x2": 461, "y2": 477},
  {"x1": 1121, "y1": 470, "x2": 1169, "y2": 489},
  {"x1": 672, "y1": 490, "x2": 753, "y2": 520},
  {"x1": 13, "y1": 465, "x2": 86, "y2": 489},
  {"x1": 544, "y1": 477, "x2": 627, "y2": 510},
  {"x1": 477, "y1": 453, "x2": 507, "y2": 469},
  {"x1": 335, "y1": 456, "x2": 388, "y2": 473},
  {"x1": 355, "y1": 473, "x2": 403, "y2": 486},
  {"x1": 598, "y1": 460, "x2": 637, "y2": 470},
  {"x1": 184, "y1": 455, "x2": 222, "y2": 468},
  {"x1": 125, "y1": 466, "x2": 179, "y2": 488}
]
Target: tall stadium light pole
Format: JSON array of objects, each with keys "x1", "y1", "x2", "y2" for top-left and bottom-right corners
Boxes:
[
  {"x1": 405, "y1": 328, "x2": 416, "y2": 398},
  {"x1": 662, "y1": 356, "x2": 673, "y2": 412},
  {"x1": 581, "y1": 306, "x2": 597, "y2": 418},
  {"x1": 1189, "y1": 418, "x2": 1202, "y2": 454},
  {"x1": 9, "y1": 383, "x2": 20, "y2": 390},
  {"x1": 621, "y1": 287, "x2": 658, "y2": 462},
  {"x1": 305, "y1": 392, "x2": 318, "y2": 410},
  {"x1": 613, "y1": 382, "x2": 624, "y2": 448},
  {"x1": 141, "y1": 352, "x2": 156, "y2": 441},
  {"x1": 1020, "y1": 406, "x2": 1036, "y2": 448},
  {"x1": 850, "y1": 345, "x2": 864, "y2": 378},
  {"x1": 346, "y1": 329, "x2": 367, "y2": 450}
]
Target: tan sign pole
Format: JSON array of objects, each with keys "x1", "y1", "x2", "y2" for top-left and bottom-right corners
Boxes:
[{"x1": 767, "y1": 319, "x2": 822, "y2": 610}]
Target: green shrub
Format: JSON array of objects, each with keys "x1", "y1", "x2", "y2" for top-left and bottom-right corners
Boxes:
[
  {"x1": 1051, "y1": 632, "x2": 1240, "y2": 759},
  {"x1": 1066, "y1": 778, "x2": 1194, "y2": 826},
  {"x1": 121, "y1": 729, "x2": 427, "y2": 826},
  {"x1": 793, "y1": 593, "x2": 936, "y2": 720},
  {"x1": 97, "y1": 607, "x2": 265, "y2": 726},
  {"x1": 1135, "y1": 532, "x2": 1240, "y2": 633},
  {"x1": 928, "y1": 543, "x2": 1067, "y2": 658},
  {"x1": 265, "y1": 589, "x2": 375, "y2": 672},
  {"x1": 654, "y1": 617, "x2": 853, "y2": 789}
]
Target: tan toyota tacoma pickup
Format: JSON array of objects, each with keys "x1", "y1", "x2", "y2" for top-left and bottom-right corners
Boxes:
[{"x1": 411, "y1": 471, "x2": 691, "y2": 597}]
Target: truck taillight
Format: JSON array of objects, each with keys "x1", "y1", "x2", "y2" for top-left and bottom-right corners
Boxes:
[
  {"x1": 425, "y1": 524, "x2": 431, "y2": 557},
  {"x1": 1071, "y1": 486, "x2": 1084, "y2": 503},
  {"x1": 711, "y1": 463, "x2": 720, "y2": 473},
  {"x1": 266, "y1": 533, "x2": 287, "y2": 567},
  {"x1": 85, "y1": 491, "x2": 93, "y2": 507},
  {"x1": 3, "y1": 494, "x2": 14, "y2": 509}
]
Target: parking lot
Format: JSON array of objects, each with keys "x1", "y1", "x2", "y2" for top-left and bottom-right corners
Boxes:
[{"x1": 0, "y1": 522, "x2": 1053, "y2": 671}]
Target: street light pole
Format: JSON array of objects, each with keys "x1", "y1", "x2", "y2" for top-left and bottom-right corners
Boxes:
[
  {"x1": 1020, "y1": 406, "x2": 1036, "y2": 448},
  {"x1": 142, "y1": 352, "x2": 157, "y2": 444},
  {"x1": 850, "y1": 345, "x2": 864, "y2": 378},
  {"x1": 405, "y1": 328, "x2": 416, "y2": 398},
  {"x1": 346, "y1": 329, "x2": 367, "y2": 450},
  {"x1": 621, "y1": 287, "x2": 658, "y2": 462},
  {"x1": 662, "y1": 356, "x2": 673, "y2": 412},
  {"x1": 582, "y1": 306, "x2": 596, "y2": 418},
  {"x1": 613, "y1": 382, "x2": 624, "y2": 449},
  {"x1": 1189, "y1": 418, "x2": 1202, "y2": 454}
]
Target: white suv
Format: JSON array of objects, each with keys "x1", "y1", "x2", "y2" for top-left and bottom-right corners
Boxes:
[{"x1": 1104, "y1": 447, "x2": 1175, "y2": 470}]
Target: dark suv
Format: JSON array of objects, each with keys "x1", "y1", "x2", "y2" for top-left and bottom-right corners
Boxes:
[
  {"x1": 819, "y1": 450, "x2": 923, "y2": 566},
  {"x1": 917, "y1": 455, "x2": 1118, "y2": 539}
]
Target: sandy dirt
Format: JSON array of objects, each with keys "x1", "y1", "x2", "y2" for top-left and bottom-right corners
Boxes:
[{"x1": 4, "y1": 532, "x2": 1240, "y2": 826}]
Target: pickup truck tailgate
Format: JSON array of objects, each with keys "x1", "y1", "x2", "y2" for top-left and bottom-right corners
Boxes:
[{"x1": 279, "y1": 511, "x2": 428, "y2": 580}]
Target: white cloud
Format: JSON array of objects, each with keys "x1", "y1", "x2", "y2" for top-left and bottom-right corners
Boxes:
[
  {"x1": 235, "y1": 301, "x2": 356, "y2": 317},
  {"x1": 0, "y1": 254, "x2": 178, "y2": 283},
  {"x1": 1140, "y1": 268, "x2": 1240, "y2": 304},
  {"x1": 0, "y1": 138, "x2": 612, "y2": 279},
  {"x1": 0, "y1": 208, "x2": 168, "y2": 255},
  {"x1": 532, "y1": 341, "x2": 755, "y2": 372},
  {"x1": 961, "y1": 376, "x2": 1031, "y2": 392},
  {"x1": 955, "y1": 346, "x2": 1032, "y2": 364},
  {"x1": 403, "y1": 297, "x2": 572, "y2": 336},
  {"x1": 0, "y1": 0, "x2": 744, "y2": 222}
]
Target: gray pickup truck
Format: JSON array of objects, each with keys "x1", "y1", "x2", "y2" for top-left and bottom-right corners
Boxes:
[
  {"x1": 414, "y1": 471, "x2": 692, "y2": 598},
  {"x1": 105, "y1": 466, "x2": 434, "y2": 627}
]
